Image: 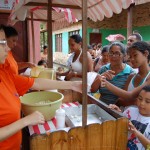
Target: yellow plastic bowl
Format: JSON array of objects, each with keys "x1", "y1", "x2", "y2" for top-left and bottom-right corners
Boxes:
[{"x1": 20, "y1": 91, "x2": 64, "y2": 121}]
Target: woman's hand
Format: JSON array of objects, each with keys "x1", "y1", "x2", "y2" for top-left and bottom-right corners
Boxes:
[
  {"x1": 27, "y1": 62, "x2": 36, "y2": 68},
  {"x1": 101, "y1": 70, "x2": 115, "y2": 80},
  {"x1": 65, "y1": 71, "x2": 76, "y2": 81},
  {"x1": 91, "y1": 74, "x2": 102, "y2": 92},
  {"x1": 0, "y1": 111, "x2": 44, "y2": 142},
  {"x1": 23, "y1": 111, "x2": 45, "y2": 126},
  {"x1": 108, "y1": 104, "x2": 122, "y2": 112}
]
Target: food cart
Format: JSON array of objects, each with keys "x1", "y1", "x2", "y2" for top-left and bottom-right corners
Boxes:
[
  {"x1": 27, "y1": 90, "x2": 128, "y2": 150},
  {"x1": 9, "y1": 0, "x2": 135, "y2": 149}
]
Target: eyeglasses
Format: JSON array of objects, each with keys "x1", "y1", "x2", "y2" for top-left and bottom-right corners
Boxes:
[
  {"x1": 109, "y1": 52, "x2": 122, "y2": 57},
  {"x1": 127, "y1": 39, "x2": 134, "y2": 42},
  {"x1": 0, "y1": 40, "x2": 7, "y2": 47}
]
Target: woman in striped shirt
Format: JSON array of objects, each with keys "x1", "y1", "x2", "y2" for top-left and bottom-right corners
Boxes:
[{"x1": 91, "y1": 42, "x2": 134, "y2": 105}]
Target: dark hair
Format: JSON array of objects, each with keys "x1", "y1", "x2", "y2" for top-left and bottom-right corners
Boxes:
[
  {"x1": 109, "y1": 41, "x2": 126, "y2": 55},
  {"x1": 128, "y1": 41, "x2": 150, "y2": 62},
  {"x1": 70, "y1": 34, "x2": 82, "y2": 43},
  {"x1": 57, "y1": 67, "x2": 64, "y2": 70},
  {"x1": 43, "y1": 45, "x2": 47, "y2": 49},
  {"x1": 2, "y1": 25, "x2": 18, "y2": 38},
  {"x1": 38, "y1": 60, "x2": 47, "y2": 66},
  {"x1": 88, "y1": 45, "x2": 92, "y2": 50},
  {"x1": 133, "y1": 30, "x2": 139, "y2": 34},
  {"x1": 92, "y1": 43, "x2": 97, "y2": 48},
  {"x1": 0, "y1": 25, "x2": 4, "y2": 31},
  {"x1": 97, "y1": 43, "x2": 102, "y2": 48},
  {"x1": 142, "y1": 85, "x2": 150, "y2": 93},
  {"x1": 131, "y1": 33, "x2": 143, "y2": 41},
  {"x1": 101, "y1": 45, "x2": 109, "y2": 54}
]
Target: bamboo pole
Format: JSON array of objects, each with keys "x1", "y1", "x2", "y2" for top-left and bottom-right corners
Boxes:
[
  {"x1": 31, "y1": 12, "x2": 36, "y2": 63},
  {"x1": 82, "y1": 0, "x2": 87, "y2": 127},
  {"x1": 27, "y1": 21, "x2": 31, "y2": 62},
  {"x1": 47, "y1": 0, "x2": 53, "y2": 68}
]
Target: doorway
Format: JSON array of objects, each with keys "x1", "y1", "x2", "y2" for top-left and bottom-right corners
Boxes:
[{"x1": 90, "y1": 33, "x2": 102, "y2": 45}]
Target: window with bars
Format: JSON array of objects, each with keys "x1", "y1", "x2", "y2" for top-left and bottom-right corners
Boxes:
[
  {"x1": 68, "y1": 30, "x2": 80, "y2": 37},
  {"x1": 55, "y1": 33, "x2": 62, "y2": 52}
]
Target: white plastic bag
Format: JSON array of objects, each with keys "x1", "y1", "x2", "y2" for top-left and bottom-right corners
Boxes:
[{"x1": 87, "y1": 72, "x2": 98, "y2": 92}]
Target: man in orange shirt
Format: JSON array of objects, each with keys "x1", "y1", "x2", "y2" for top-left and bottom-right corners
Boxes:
[
  {"x1": 0, "y1": 25, "x2": 81, "y2": 150},
  {"x1": 2, "y1": 25, "x2": 35, "y2": 74}
]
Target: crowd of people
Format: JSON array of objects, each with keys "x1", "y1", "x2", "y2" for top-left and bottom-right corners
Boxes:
[
  {"x1": 57, "y1": 33, "x2": 150, "y2": 149},
  {"x1": 89, "y1": 34, "x2": 150, "y2": 149},
  {"x1": 1, "y1": 23, "x2": 150, "y2": 149}
]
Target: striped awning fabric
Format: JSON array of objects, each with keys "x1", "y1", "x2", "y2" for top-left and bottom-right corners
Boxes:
[
  {"x1": 9, "y1": 0, "x2": 135, "y2": 29},
  {"x1": 9, "y1": 0, "x2": 78, "y2": 28},
  {"x1": 52, "y1": 0, "x2": 135, "y2": 21},
  {"x1": 28, "y1": 101, "x2": 80, "y2": 135}
]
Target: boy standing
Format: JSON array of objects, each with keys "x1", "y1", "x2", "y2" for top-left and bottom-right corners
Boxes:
[{"x1": 109, "y1": 86, "x2": 150, "y2": 149}]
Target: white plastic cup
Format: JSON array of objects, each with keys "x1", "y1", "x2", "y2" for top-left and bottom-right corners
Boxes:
[{"x1": 55, "y1": 108, "x2": 65, "y2": 129}]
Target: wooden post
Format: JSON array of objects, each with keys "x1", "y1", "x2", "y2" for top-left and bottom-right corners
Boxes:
[
  {"x1": 47, "y1": 0, "x2": 53, "y2": 68},
  {"x1": 82, "y1": 0, "x2": 87, "y2": 127},
  {"x1": 31, "y1": 12, "x2": 36, "y2": 63},
  {"x1": 42, "y1": 32, "x2": 44, "y2": 46},
  {"x1": 27, "y1": 21, "x2": 31, "y2": 62},
  {"x1": 127, "y1": 5, "x2": 134, "y2": 38}
]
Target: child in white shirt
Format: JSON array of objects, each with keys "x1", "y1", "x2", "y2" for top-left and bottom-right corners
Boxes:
[{"x1": 109, "y1": 85, "x2": 150, "y2": 150}]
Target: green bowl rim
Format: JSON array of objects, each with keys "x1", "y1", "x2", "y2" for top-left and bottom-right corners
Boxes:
[{"x1": 20, "y1": 91, "x2": 64, "y2": 106}]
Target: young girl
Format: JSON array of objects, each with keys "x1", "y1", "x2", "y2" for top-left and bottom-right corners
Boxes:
[
  {"x1": 57, "y1": 34, "x2": 93, "y2": 81},
  {"x1": 117, "y1": 41, "x2": 150, "y2": 106}
]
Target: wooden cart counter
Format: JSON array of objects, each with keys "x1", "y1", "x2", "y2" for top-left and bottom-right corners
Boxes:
[
  {"x1": 23, "y1": 90, "x2": 128, "y2": 150},
  {"x1": 30, "y1": 117, "x2": 128, "y2": 150}
]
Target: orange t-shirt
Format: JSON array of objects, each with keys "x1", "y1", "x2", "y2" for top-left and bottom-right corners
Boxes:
[
  {"x1": 2, "y1": 51, "x2": 18, "y2": 75},
  {"x1": 0, "y1": 67, "x2": 34, "y2": 150}
]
